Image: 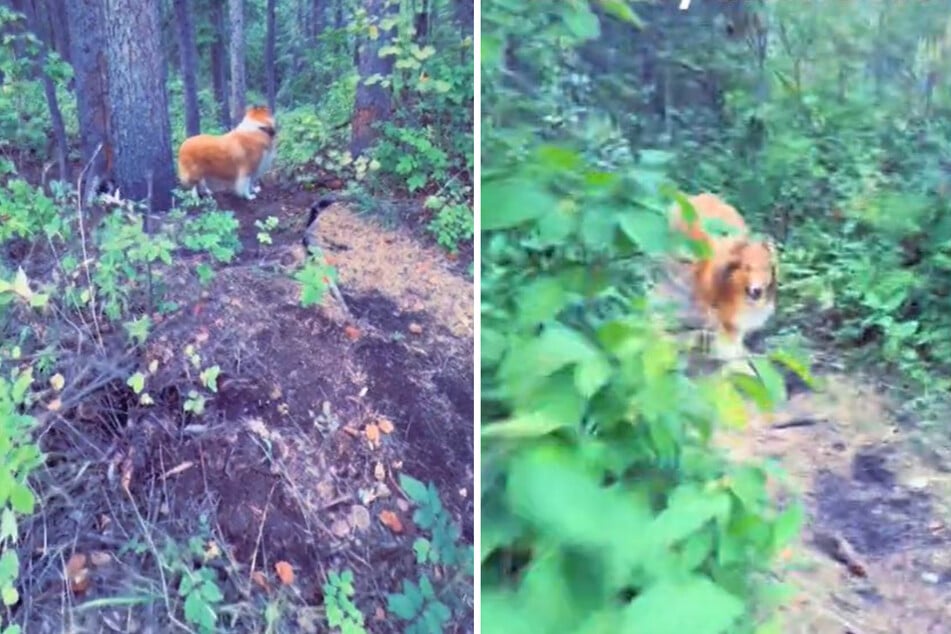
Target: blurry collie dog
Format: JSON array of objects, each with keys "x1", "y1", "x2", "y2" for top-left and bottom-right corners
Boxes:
[
  {"x1": 664, "y1": 192, "x2": 777, "y2": 365},
  {"x1": 177, "y1": 105, "x2": 277, "y2": 200}
]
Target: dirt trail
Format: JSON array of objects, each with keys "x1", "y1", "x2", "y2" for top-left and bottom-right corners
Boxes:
[
  {"x1": 717, "y1": 367, "x2": 951, "y2": 633},
  {"x1": 20, "y1": 184, "x2": 474, "y2": 632}
]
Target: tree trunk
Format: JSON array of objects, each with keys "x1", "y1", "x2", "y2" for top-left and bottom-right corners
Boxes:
[
  {"x1": 454, "y1": 0, "x2": 473, "y2": 39},
  {"x1": 172, "y1": 0, "x2": 200, "y2": 136},
  {"x1": 210, "y1": 1, "x2": 231, "y2": 130},
  {"x1": 228, "y1": 0, "x2": 246, "y2": 126},
  {"x1": 64, "y1": 0, "x2": 111, "y2": 197},
  {"x1": 45, "y1": 0, "x2": 70, "y2": 62},
  {"x1": 21, "y1": 0, "x2": 68, "y2": 180},
  {"x1": 312, "y1": 0, "x2": 325, "y2": 37},
  {"x1": 350, "y1": 0, "x2": 396, "y2": 156},
  {"x1": 265, "y1": 0, "x2": 276, "y2": 112},
  {"x1": 102, "y1": 0, "x2": 175, "y2": 210},
  {"x1": 414, "y1": 0, "x2": 429, "y2": 44}
]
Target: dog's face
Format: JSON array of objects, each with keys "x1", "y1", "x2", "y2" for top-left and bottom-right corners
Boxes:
[
  {"x1": 244, "y1": 105, "x2": 276, "y2": 138},
  {"x1": 717, "y1": 238, "x2": 777, "y2": 305}
]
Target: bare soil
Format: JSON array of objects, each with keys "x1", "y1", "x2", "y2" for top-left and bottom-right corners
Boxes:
[
  {"x1": 716, "y1": 352, "x2": 951, "y2": 633},
  {"x1": 15, "y1": 184, "x2": 474, "y2": 633}
]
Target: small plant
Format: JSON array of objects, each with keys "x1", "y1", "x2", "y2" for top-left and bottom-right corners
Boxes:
[
  {"x1": 167, "y1": 518, "x2": 226, "y2": 633},
  {"x1": 323, "y1": 569, "x2": 367, "y2": 634},
  {"x1": 425, "y1": 196, "x2": 472, "y2": 253},
  {"x1": 293, "y1": 253, "x2": 338, "y2": 308},
  {"x1": 387, "y1": 574, "x2": 452, "y2": 634},
  {"x1": 178, "y1": 210, "x2": 242, "y2": 263},
  {"x1": 255, "y1": 216, "x2": 280, "y2": 245}
]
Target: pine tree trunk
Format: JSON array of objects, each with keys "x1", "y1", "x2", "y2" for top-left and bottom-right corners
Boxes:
[
  {"x1": 102, "y1": 0, "x2": 175, "y2": 210},
  {"x1": 228, "y1": 0, "x2": 246, "y2": 125},
  {"x1": 22, "y1": 0, "x2": 68, "y2": 180},
  {"x1": 211, "y1": 1, "x2": 231, "y2": 130},
  {"x1": 351, "y1": 0, "x2": 396, "y2": 156},
  {"x1": 173, "y1": 0, "x2": 201, "y2": 136},
  {"x1": 265, "y1": 0, "x2": 276, "y2": 113}
]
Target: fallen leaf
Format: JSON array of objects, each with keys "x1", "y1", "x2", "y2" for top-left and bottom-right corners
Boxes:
[
  {"x1": 65, "y1": 553, "x2": 90, "y2": 594},
  {"x1": 365, "y1": 423, "x2": 381, "y2": 448},
  {"x1": 349, "y1": 505, "x2": 371, "y2": 532},
  {"x1": 392, "y1": 460, "x2": 403, "y2": 470},
  {"x1": 396, "y1": 498, "x2": 410, "y2": 512},
  {"x1": 378, "y1": 418, "x2": 394, "y2": 434},
  {"x1": 408, "y1": 323, "x2": 423, "y2": 335},
  {"x1": 331, "y1": 518, "x2": 351, "y2": 537},
  {"x1": 251, "y1": 570, "x2": 271, "y2": 592},
  {"x1": 379, "y1": 510, "x2": 403, "y2": 534},
  {"x1": 47, "y1": 398, "x2": 62, "y2": 412},
  {"x1": 375, "y1": 606, "x2": 386, "y2": 620},
  {"x1": 269, "y1": 385, "x2": 283, "y2": 400},
  {"x1": 203, "y1": 540, "x2": 221, "y2": 561},
  {"x1": 275, "y1": 561, "x2": 295, "y2": 586},
  {"x1": 344, "y1": 325, "x2": 361, "y2": 341},
  {"x1": 120, "y1": 451, "x2": 134, "y2": 494},
  {"x1": 89, "y1": 551, "x2": 112, "y2": 567},
  {"x1": 374, "y1": 462, "x2": 386, "y2": 481},
  {"x1": 195, "y1": 328, "x2": 210, "y2": 343},
  {"x1": 49, "y1": 373, "x2": 65, "y2": 391}
]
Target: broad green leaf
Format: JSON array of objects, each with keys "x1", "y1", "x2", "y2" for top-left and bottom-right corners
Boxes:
[
  {"x1": 562, "y1": 3, "x2": 601, "y2": 40},
  {"x1": 596, "y1": 0, "x2": 645, "y2": 27},
  {"x1": 387, "y1": 592, "x2": 417, "y2": 620},
  {"x1": 127, "y1": 372, "x2": 146, "y2": 395},
  {"x1": 622, "y1": 576, "x2": 745, "y2": 634},
  {"x1": 516, "y1": 277, "x2": 569, "y2": 326},
  {"x1": 650, "y1": 484, "x2": 731, "y2": 548},
  {"x1": 750, "y1": 357, "x2": 787, "y2": 408},
  {"x1": 618, "y1": 210, "x2": 669, "y2": 255},
  {"x1": 482, "y1": 179, "x2": 557, "y2": 231},
  {"x1": 399, "y1": 474, "x2": 428, "y2": 504},
  {"x1": 771, "y1": 502, "x2": 805, "y2": 551}
]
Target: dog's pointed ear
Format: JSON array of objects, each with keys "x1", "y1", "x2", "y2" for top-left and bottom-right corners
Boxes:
[{"x1": 715, "y1": 257, "x2": 742, "y2": 294}]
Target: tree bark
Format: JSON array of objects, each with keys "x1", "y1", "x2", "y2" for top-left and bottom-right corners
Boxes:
[
  {"x1": 265, "y1": 0, "x2": 276, "y2": 112},
  {"x1": 350, "y1": 0, "x2": 396, "y2": 156},
  {"x1": 228, "y1": 0, "x2": 246, "y2": 126},
  {"x1": 44, "y1": 0, "x2": 70, "y2": 62},
  {"x1": 64, "y1": 0, "x2": 111, "y2": 196},
  {"x1": 102, "y1": 0, "x2": 175, "y2": 210},
  {"x1": 210, "y1": 0, "x2": 231, "y2": 130},
  {"x1": 172, "y1": 0, "x2": 201, "y2": 136}
]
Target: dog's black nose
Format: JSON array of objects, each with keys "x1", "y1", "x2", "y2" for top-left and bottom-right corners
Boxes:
[{"x1": 747, "y1": 286, "x2": 763, "y2": 300}]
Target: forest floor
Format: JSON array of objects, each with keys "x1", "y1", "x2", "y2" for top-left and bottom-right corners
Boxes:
[
  {"x1": 17, "y1": 179, "x2": 474, "y2": 633},
  {"x1": 716, "y1": 342, "x2": 951, "y2": 634}
]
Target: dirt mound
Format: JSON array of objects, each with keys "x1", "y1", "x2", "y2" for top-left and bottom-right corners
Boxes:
[{"x1": 17, "y1": 189, "x2": 473, "y2": 633}]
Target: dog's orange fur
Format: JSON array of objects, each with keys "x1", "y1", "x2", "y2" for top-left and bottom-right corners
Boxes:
[
  {"x1": 669, "y1": 193, "x2": 777, "y2": 362},
  {"x1": 177, "y1": 105, "x2": 277, "y2": 200}
]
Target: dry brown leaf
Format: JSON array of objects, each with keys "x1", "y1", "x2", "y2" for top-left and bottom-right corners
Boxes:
[
  {"x1": 251, "y1": 570, "x2": 271, "y2": 592},
  {"x1": 49, "y1": 373, "x2": 65, "y2": 391},
  {"x1": 203, "y1": 540, "x2": 221, "y2": 561},
  {"x1": 275, "y1": 561, "x2": 295, "y2": 586},
  {"x1": 374, "y1": 462, "x2": 386, "y2": 481},
  {"x1": 65, "y1": 553, "x2": 90, "y2": 594},
  {"x1": 349, "y1": 505, "x2": 371, "y2": 532},
  {"x1": 120, "y1": 451, "x2": 134, "y2": 494},
  {"x1": 375, "y1": 606, "x2": 386, "y2": 621},
  {"x1": 379, "y1": 510, "x2": 403, "y2": 534},
  {"x1": 365, "y1": 424, "x2": 381, "y2": 448},
  {"x1": 46, "y1": 398, "x2": 62, "y2": 412},
  {"x1": 392, "y1": 460, "x2": 403, "y2": 470},
  {"x1": 378, "y1": 418, "x2": 395, "y2": 434},
  {"x1": 344, "y1": 325, "x2": 362, "y2": 341},
  {"x1": 331, "y1": 518, "x2": 351, "y2": 538},
  {"x1": 408, "y1": 323, "x2": 423, "y2": 335}
]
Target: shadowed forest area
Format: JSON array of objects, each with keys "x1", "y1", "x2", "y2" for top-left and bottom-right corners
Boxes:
[
  {"x1": 482, "y1": 1, "x2": 951, "y2": 633},
  {"x1": 0, "y1": 0, "x2": 473, "y2": 632}
]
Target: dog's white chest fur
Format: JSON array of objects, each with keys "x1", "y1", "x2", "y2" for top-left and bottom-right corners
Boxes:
[{"x1": 736, "y1": 301, "x2": 775, "y2": 335}]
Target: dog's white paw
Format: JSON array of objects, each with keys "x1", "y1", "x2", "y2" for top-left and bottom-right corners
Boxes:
[
  {"x1": 253, "y1": 184, "x2": 262, "y2": 193},
  {"x1": 245, "y1": 193, "x2": 257, "y2": 200}
]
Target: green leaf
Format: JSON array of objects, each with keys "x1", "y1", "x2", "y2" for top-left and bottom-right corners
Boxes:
[
  {"x1": 574, "y1": 353, "x2": 611, "y2": 398},
  {"x1": 399, "y1": 474, "x2": 429, "y2": 504},
  {"x1": 9, "y1": 483, "x2": 34, "y2": 514},
  {"x1": 387, "y1": 592, "x2": 418, "y2": 620},
  {"x1": 595, "y1": 0, "x2": 645, "y2": 27},
  {"x1": 413, "y1": 538, "x2": 431, "y2": 564},
  {"x1": 772, "y1": 502, "x2": 804, "y2": 551},
  {"x1": 750, "y1": 357, "x2": 787, "y2": 408},
  {"x1": 516, "y1": 277, "x2": 569, "y2": 326},
  {"x1": 562, "y1": 3, "x2": 601, "y2": 40},
  {"x1": 618, "y1": 210, "x2": 669, "y2": 255},
  {"x1": 0, "y1": 508, "x2": 17, "y2": 541},
  {"x1": 622, "y1": 576, "x2": 745, "y2": 634},
  {"x1": 651, "y1": 484, "x2": 731, "y2": 548},
  {"x1": 481, "y1": 179, "x2": 557, "y2": 231},
  {"x1": 127, "y1": 372, "x2": 146, "y2": 395},
  {"x1": 2, "y1": 585, "x2": 18, "y2": 606}
]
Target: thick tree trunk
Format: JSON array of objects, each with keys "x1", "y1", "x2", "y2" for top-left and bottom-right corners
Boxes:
[
  {"x1": 228, "y1": 0, "x2": 246, "y2": 126},
  {"x1": 45, "y1": 0, "x2": 70, "y2": 62},
  {"x1": 414, "y1": 0, "x2": 429, "y2": 44},
  {"x1": 265, "y1": 0, "x2": 276, "y2": 112},
  {"x1": 64, "y1": 0, "x2": 111, "y2": 197},
  {"x1": 102, "y1": 0, "x2": 175, "y2": 210},
  {"x1": 350, "y1": 0, "x2": 396, "y2": 156},
  {"x1": 210, "y1": 1, "x2": 231, "y2": 130},
  {"x1": 172, "y1": 0, "x2": 200, "y2": 136}
]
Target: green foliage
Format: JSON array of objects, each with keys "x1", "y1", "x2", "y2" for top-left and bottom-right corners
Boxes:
[
  {"x1": 481, "y1": 2, "x2": 810, "y2": 633},
  {"x1": 323, "y1": 569, "x2": 367, "y2": 634},
  {"x1": 293, "y1": 252, "x2": 337, "y2": 308},
  {"x1": 425, "y1": 193, "x2": 472, "y2": 253},
  {"x1": 387, "y1": 474, "x2": 472, "y2": 634}
]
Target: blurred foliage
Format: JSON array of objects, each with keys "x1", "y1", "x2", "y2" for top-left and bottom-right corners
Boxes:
[{"x1": 481, "y1": 2, "x2": 813, "y2": 633}]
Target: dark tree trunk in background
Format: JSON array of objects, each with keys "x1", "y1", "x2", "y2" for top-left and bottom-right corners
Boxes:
[
  {"x1": 454, "y1": 0, "x2": 472, "y2": 39},
  {"x1": 45, "y1": 0, "x2": 70, "y2": 62},
  {"x1": 228, "y1": 0, "x2": 246, "y2": 125},
  {"x1": 350, "y1": 0, "x2": 396, "y2": 156},
  {"x1": 102, "y1": 0, "x2": 175, "y2": 210},
  {"x1": 312, "y1": 0, "x2": 325, "y2": 37},
  {"x1": 265, "y1": 0, "x2": 276, "y2": 112},
  {"x1": 173, "y1": 0, "x2": 200, "y2": 136},
  {"x1": 414, "y1": 0, "x2": 429, "y2": 43},
  {"x1": 210, "y1": 1, "x2": 230, "y2": 129},
  {"x1": 65, "y1": 0, "x2": 111, "y2": 197},
  {"x1": 20, "y1": 0, "x2": 68, "y2": 180}
]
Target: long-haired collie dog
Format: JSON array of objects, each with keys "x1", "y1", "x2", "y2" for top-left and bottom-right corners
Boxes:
[
  {"x1": 177, "y1": 105, "x2": 277, "y2": 200},
  {"x1": 667, "y1": 192, "x2": 777, "y2": 365}
]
